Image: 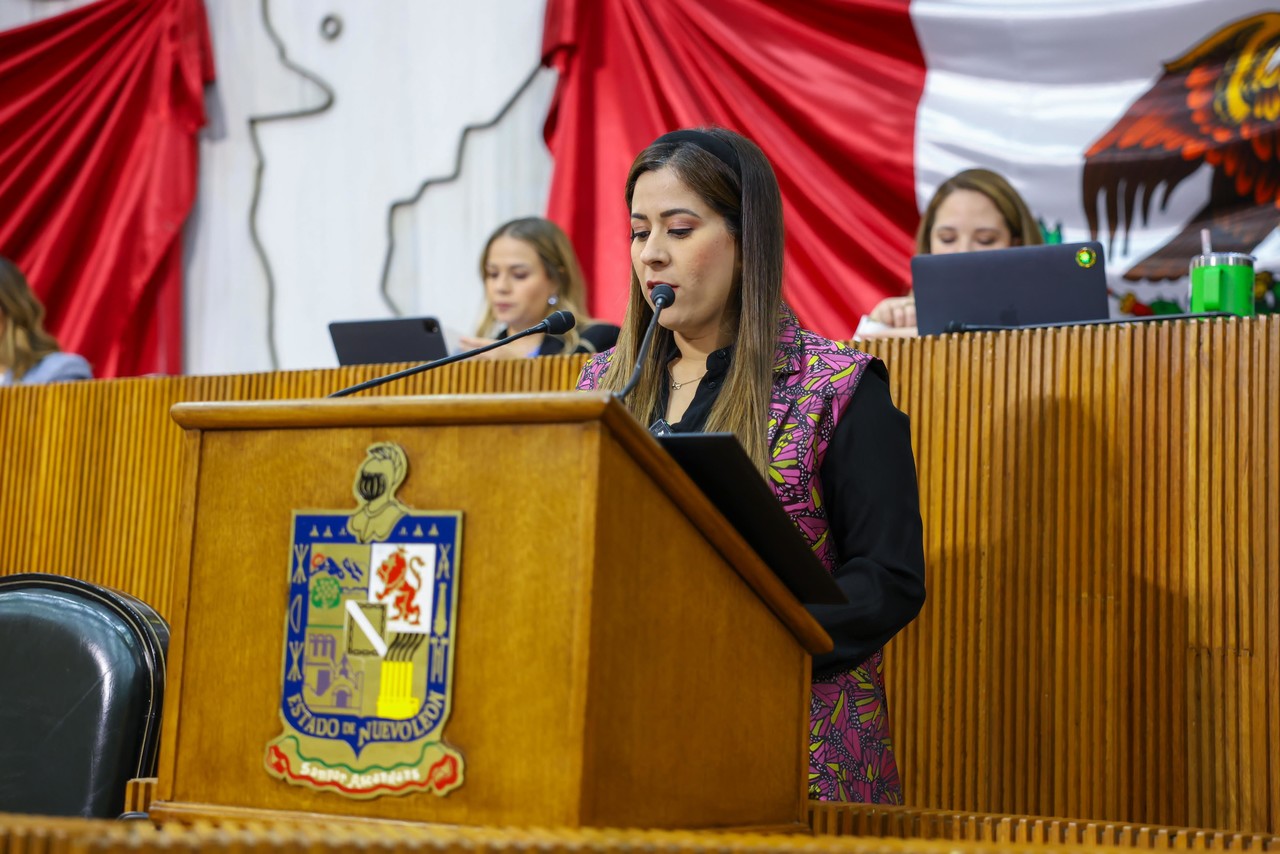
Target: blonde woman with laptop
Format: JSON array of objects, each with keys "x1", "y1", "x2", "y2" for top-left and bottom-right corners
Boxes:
[{"x1": 856, "y1": 169, "x2": 1043, "y2": 339}]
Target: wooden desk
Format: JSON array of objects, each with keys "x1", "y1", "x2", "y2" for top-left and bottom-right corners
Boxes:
[
  {"x1": 0, "y1": 357, "x2": 586, "y2": 613},
  {"x1": 3, "y1": 316, "x2": 1277, "y2": 832}
]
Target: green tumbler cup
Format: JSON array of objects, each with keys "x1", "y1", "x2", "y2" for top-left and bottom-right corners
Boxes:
[{"x1": 1190, "y1": 252, "x2": 1255, "y2": 317}]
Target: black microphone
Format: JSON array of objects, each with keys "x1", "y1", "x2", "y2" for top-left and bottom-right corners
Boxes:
[
  {"x1": 615, "y1": 284, "x2": 674, "y2": 402},
  {"x1": 328, "y1": 310, "x2": 576, "y2": 398}
]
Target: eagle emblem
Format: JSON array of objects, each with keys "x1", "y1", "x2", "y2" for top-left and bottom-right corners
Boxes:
[
  {"x1": 264, "y1": 442, "x2": 465, "y2": 798},
  {"x1": 1084, "y1": 13, "x2": 1280, "y2": 281}
]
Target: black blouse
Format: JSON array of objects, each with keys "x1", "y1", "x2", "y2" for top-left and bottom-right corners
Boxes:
[{"x1": 653, "y1": 346, "x2": 926, "y2": 677}]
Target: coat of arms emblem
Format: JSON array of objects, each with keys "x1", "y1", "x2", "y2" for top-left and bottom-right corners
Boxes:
[{"x1": 264, "y1": 442, "x2": 464, "y2": 798}]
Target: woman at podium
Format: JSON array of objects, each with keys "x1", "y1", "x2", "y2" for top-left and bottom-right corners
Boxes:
[{"x1": 575, "y1": 128, "x2": 926, "y2": 804}]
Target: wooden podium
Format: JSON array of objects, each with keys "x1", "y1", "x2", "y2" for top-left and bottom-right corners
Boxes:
[{"x1": 149, "y1": 392, "x2": 830, "y2": 832}]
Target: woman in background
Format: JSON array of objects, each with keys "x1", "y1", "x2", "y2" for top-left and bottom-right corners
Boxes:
[
  {"x1": 575, "y1": 127, "x2": 925, "y2": 803},
  {"x1": 0, "y1": 256, "x2": 92, "y2": 385},
  {"x1": 460, "y1": 217, "x2": 619, "y2": 358},
  {"x1": 857, "y1": 168, "x2": 1043, "y2": 338}
]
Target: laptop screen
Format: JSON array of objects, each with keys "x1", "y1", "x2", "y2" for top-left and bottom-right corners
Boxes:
[
  {"x1": 911, "y1": 242, "x2": 1110, "y2": 335},
  {"x1": 328, "y1": 317, "x2": 450, "y2": 366}
]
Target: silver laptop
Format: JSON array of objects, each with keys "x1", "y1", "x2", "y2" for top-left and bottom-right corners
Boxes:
[{"x1": 912, "y1": 242, "x2": 1110, "y2": 335}]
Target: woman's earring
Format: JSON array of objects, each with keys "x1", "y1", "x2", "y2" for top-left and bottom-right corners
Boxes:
[{"x1": 547, "y1": 294, "x2": 559, "y2": 306}]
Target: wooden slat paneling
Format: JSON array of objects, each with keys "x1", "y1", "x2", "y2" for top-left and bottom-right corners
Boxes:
[
  {"x1": 807, "y1": 803, "x2": 1280, "y2": 850},
  {"x1": 855, "y1": 316, "x2": 1278, "y2": 832},
  {"x1": 94, "y1": 786, "x2": 1280, "y2": 852},
  {"x1": 3, "y1": 316, "x2": 1277, "y2": 832},
  {"x1": 0, "y1": 812, "x2": 1245, "y2": 854}
]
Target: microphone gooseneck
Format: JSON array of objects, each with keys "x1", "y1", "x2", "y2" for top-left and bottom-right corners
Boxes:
[
  {"x1": 615, "y1": 284, "x2": 675, "y2": 403},
  {"x1": 328, "y1": 311, "x2": 577, "y2": 398}
]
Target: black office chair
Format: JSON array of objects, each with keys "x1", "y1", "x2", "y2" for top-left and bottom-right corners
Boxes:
[{"x1": 0, "y1": 573, "x2": 168, "y2": 817}]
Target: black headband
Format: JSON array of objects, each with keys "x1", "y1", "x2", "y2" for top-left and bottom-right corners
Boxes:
[{"x1": 650, "y1": 129, "x2": 741, "y2": 178}]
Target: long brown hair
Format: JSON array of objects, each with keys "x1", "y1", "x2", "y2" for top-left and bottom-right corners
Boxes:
[
  {"x1": 595, "y1": 127, "x2": 784, "y2": 474},
  {"x1": 476, "y1": 217, "x2": 594, "y2": 352},
  {"x1": 915, "y1": 168, "x2": 1043, "y2": 254},
  {"x1": 0, "y1": 257, "x2": 61, "y2": 380}
]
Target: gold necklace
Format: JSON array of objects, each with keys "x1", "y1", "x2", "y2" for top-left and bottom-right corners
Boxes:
[{"x1": 669, "y1": 368, "x2": 708, "y2": 391}]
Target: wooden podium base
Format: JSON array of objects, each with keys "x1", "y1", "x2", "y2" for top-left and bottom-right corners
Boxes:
[{"x1": 153, "y1": 395, "x2": 827, "y2": 833}]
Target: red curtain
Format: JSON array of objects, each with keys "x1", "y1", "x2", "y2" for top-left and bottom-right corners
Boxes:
[
  {"x1": 0, "y1": 0, "x2": 213, "y2": 378},
  {"x1": 541, "y1": 0, "x2": 926, "y2": 339}
]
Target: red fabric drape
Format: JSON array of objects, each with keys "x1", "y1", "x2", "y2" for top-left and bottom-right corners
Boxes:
[
  {"x1": 0, "y1": 0, "x2": 213, "y2": 377},
  {"x1": 542, "y1": 0, "x2": 925, "y2": 338}
]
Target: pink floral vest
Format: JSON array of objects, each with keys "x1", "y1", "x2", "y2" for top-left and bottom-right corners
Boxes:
[{"x1": 577, "y1": 308, "x2": 903, "y2": 804}]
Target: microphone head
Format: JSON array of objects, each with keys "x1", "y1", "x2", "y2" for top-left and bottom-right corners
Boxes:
[
  {"x1": 544, "y1": 310, "x2": 576, "y2": 335},
  {"x1": 650, "y1": 283, "x2": 676, "y2": 308}
]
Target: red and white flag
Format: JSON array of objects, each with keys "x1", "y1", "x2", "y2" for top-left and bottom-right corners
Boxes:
[{"x1": 544, "y1": 0, "x2": 1280, "y2": 335}]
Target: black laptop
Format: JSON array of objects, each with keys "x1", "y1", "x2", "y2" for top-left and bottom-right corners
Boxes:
[
  {"x1": 328, "y1": 316, "x2": 449, "y2": 366},
  {"x1": 912, "y1": 241, "x2": 1110, "y2": 335}
]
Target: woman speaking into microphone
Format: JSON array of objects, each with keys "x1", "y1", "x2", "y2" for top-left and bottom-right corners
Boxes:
[{"x1": 574, "y1": 127, "x2": 926, "y2": 804}]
